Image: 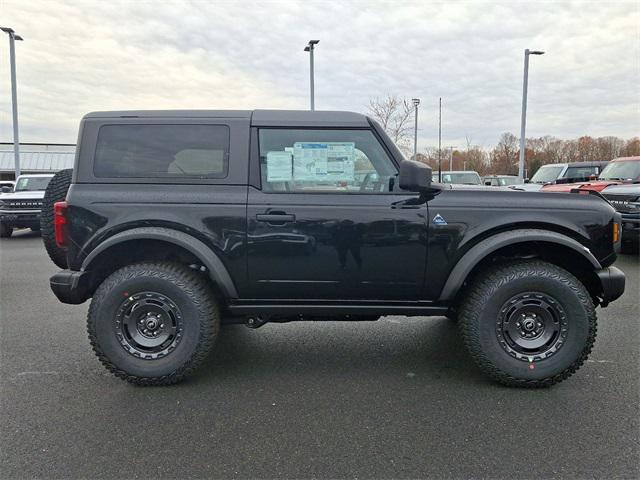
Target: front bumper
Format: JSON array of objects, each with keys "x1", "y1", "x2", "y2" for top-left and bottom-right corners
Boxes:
[
  {"x1": 50, "y1": 270, "x2": 91, "y2": 304},
  {"x1": 620, "y1": 213, "x2": 640, "y2": 242},
  {"x1": 0, "y1": 210, "x2": 41, "y2": 228},
  {"x1": 596, "y1": 266, "x2": 626, "y2": 307}
]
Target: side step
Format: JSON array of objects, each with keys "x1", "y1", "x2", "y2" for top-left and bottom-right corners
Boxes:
[{"x1": 227, "y1": 300, "x2": 448, "y2": 317}]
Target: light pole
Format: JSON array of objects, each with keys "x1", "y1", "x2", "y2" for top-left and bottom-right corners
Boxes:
[
  {"x1": 304, "y1": 40, "x2": 319, "y2": 110},
  {"x1": 412, "y1": 98, "x2": 420, "y2": 160},
  {"x1": 438, "y1": 97, "x2": 442, "y2": 181},
  {"x1": 1, "y1": 27, "x2": 23, "y2": 179},
  {"x1": 518, "y1": 48, "x2": 544, "y2": 181},
  {"x1": 448, "y1": 146, "x2": 457, "y2": 170}
]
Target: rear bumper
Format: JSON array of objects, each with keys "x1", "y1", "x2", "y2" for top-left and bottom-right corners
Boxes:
[
  {"x1": 596, "y1": 266, "x2": 626, "y2": 307},
  {"x1": 50, "y1": 270, "x2": 91, "y2": 304}
]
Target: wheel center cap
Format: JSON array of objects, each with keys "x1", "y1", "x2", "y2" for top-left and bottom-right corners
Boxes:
[
  {"x1": 146, "y1": 318, "x2": 159, "y2": 330},
  {"x1": 523, "y1": 319, "x2": 536, "y2": 331}
]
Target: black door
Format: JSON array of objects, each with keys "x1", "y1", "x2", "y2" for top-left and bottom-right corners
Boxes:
[{"x1": 246, "y1": 128, "x2": 428, "y2": 300}]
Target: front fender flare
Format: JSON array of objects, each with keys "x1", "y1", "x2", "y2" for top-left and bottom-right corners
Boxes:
[
  {"x1": 437, "y1": 228, "x2": 601, "y2": 302},
  {"x1": 81, "y1": 226, "x2": 239, "y2": 298}
]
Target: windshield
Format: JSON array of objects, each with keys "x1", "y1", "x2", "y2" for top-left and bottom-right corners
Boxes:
[
  {"x1": 530, "y1": 165, "x2": 564, "y2": 184},
  {"x1": 497, "y1": 177, "x2": 521, "y2": 186},
  {"x1": 599, "y1": 161, "x2": 640, "y2": 181},
  {"x1": 440, "y1": 172, "x2": 481, "y2": 185},
  {"x1": 15, "y1": 176, "x2": 52, "y2": 192}
]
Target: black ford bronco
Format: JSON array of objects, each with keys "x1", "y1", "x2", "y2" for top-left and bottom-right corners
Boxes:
[{"x1": 46, "y1": 110, "x2": 625, "y2": 387}]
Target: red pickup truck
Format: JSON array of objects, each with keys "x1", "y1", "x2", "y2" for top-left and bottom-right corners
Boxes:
[{"x1": 541, "y1": 156, "x2": 640, "y2": 193}]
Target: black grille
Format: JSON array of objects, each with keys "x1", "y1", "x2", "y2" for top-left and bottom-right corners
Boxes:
[
  {"x1": 1, "y1": 200, "x2": 44, "y2": 210},
  {"x1": 604, "y1": 194, "x2": 640, "y2": 213}
]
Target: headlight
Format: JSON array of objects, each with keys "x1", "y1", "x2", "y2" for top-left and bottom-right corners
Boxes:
[{"x1": 0, "y1": 200, "x2": 5, "y2": 208}]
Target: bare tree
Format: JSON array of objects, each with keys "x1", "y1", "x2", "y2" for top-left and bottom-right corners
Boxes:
[{"x1": 368, "y1": 95, "x2": 414, "y2": 155}]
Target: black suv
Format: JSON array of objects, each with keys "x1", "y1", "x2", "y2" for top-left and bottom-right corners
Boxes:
[{"x1": 47, "y1": 110, "x2": 625, "y2": 387}]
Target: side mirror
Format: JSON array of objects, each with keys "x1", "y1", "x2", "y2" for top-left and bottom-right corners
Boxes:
[
  {"x1": 399, "y1": 160, "x2": 432, "y2": 192},
  {"x1": 1, "y1": 186, "x2": 12, "y2": 193},
  {"x1": 524, "y1": 178, "x2": 530, "y2": 184},
  {"x1": 484, "y1": 181, "x2": 492, "y2": 186}
]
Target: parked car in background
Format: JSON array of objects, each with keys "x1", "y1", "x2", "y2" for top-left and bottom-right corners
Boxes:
[
  {"x1": 0, "y1": 180, "x2": 16, "y2": 193},
  {"x1": 541, "y1": 156, "x2": 640, "y2": 193},
  {"x1": 601, "y1": 183, "x2": 640, "y2": 249},
  {"x1": 0, "y1": 174, "x2": 53, "y2": 237},
  {"x1": 432, "y1": 170, "x2": 482, "y2": 185},
  {"x1": 483, "y1": 175, "x2": 522, "y2": 187},
  {"x1": 518, "y1": 161, "x2": 609, "y2": 192}
]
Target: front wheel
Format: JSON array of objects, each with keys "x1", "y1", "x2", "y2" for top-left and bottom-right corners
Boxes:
[
  {"x1": 458, "y1": 260, "x2": 596, "y2": 387},
  {"x1": 0, "y1": 223, "x2": 13, "y2": 238},
  {"x1": 87, "y1": 262, "x2": 220, "y2": 385}
]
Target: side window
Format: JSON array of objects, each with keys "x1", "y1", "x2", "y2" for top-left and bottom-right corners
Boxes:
[
  {"x1": 94, "y1": 124, "x2": 229, "y2": 178},
  {"x1": 563, "y1": 166, "x2": 596, "y2": 179},
  {"x1": 258, "y1": 129, "x2": 398, "y2": 193}
]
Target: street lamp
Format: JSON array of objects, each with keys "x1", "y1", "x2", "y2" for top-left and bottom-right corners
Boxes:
[
  {"x1": 518, "y1": 48, "x2": 545, "y2": 181},
  {"x1": 448, "y1": 146, "x2": 457, "y2": 170},
  {"x1": 412, "y1": 98, "x2": 420, "y2": 160},
  {"x1": 304, "y1": 40, "x2": 319, "y2": 111},
  {"x1": 1, "y1": 27, "x2": 23, "y2": 178}
]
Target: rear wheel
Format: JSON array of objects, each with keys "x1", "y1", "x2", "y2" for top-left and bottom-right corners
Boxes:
[
  {"x1": 41, "y1": 168, "x2": 72, "y2": 268},
  {"x1": 87, "y1": 262, "x2": 220, "y2": 385},
  {"x1": 0, "y1": 223, "x2": 13, "y2": 238},
  {"x1": 458, "y1": 260, "x2": 596, "y2": 387}
]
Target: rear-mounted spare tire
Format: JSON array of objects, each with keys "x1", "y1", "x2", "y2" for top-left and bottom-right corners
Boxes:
[{"x1": 41, "y1": 168, "x2": 73, "y2": 268}]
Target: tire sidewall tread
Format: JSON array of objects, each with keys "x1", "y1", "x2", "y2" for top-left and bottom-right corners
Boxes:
[
  {"x1": 87, "y1": 262, "x2": 220, "y2": 386},
  {"x1": 458, "y1": 260, "x2": 597, "y2": 388}
]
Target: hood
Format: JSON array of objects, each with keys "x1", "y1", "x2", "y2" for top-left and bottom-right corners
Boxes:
[
  {"x1": 601, "y1": 184, "x2": 640, "y2": 195},
  {"x1": 541, "y1": 180, "x2": 621, "y2": 193},
  {"x1": 512, "y1": 183, "x2": 544, "y2": 192},
  {"x1": 0, "y1": 190, "x2": 46, "y2": 200}
]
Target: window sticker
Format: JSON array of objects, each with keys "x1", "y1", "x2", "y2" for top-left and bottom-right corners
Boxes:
[
  {"x1": 293, "y1": 143, "x2": 329, "y2": 181},
  {"x1": 326, "y1": 143, "x2": 355, "y2": 181},
  {"x1": 266, "y1": 151, "x2": 293, "y2": 182},
  {"x1": 293, "y1": 142, "x2": 355, "y2": 182}
]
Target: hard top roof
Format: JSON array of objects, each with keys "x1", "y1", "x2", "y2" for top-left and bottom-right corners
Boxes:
[{"x1": 83, "y1": 109, "x2": 370, "y2": 127}]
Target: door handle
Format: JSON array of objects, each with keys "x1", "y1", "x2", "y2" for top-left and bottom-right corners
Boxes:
[{"x1": 256, "y1": 212, "x2": 296, "y2": 224}]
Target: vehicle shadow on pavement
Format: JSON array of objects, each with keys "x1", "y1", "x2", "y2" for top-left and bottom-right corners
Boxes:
[{"x1": 190, "y1": 317, "x2": 489, "y2": 387}]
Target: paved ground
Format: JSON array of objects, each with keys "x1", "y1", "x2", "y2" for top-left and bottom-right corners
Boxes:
[{"x1": 1, "y1": 229, "x2": 638, "y2": 479}]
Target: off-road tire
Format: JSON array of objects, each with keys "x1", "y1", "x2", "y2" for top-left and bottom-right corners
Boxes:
[
  {"x1": 458, "y1": 260, "x2": 597, "y2": 388},
  {"x1": 87, "y1": 262, "x2": 220, "y2": 386},
  {"x1": 0, "y1": 223, "x2": 13, "y2": 238},
  {"x1": 41, "y1": 168, "x2": 72, "y2": 268}
]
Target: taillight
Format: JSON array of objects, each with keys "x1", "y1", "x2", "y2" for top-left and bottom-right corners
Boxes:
[{"x1": 54, "y1": 201, "x2": 68, "y2": 248}]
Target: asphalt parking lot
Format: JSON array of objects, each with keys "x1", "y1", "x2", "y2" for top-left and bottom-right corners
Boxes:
[{"x1": 1, "y1": 229, "x2": 638, "y2": 479}]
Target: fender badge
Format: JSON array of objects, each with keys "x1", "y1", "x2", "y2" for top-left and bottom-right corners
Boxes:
[{"x1": 432, "y1": 214, "x2": 448, "y2": 225}]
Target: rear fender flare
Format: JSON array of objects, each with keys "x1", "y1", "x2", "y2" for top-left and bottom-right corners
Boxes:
[
  {"x1": 438, "y1": 228, "x2": 601, "y2": 302},
  {"x1": 81, "y1": 226, "x2": 238, "y2": 298}
]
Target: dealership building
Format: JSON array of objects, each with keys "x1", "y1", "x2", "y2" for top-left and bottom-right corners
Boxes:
[{"x1": 0, "y1": 143, "x2": 75, "y2": 180}]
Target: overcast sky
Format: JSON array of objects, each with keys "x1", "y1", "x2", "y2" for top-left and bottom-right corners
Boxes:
[{"x1": 0, "y1": 0, "x2": 638, "y2": 150}]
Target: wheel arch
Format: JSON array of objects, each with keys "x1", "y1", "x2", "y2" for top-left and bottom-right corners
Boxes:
[
  {"x1": 81, "y1": 227, "x2": 238, "y2": 299},
  {"x1": 438, "y1": 229, "x2": 602, "y2": 303}
]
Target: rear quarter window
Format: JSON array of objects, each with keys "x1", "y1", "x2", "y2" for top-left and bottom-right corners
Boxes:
[{"x1": 93, "y1": 124, "x2": 229, "y2": 178}]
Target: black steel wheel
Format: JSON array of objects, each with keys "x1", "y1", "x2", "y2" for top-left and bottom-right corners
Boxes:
[
  {"x1": 88, "y1": 262, "x2": 219, "y2": 386},
  {"x1": 116, "y1": 292, "x2": 184, "y2": 360},
  {"x1": 497, "y1": 292, "x2": 567, "y2": 362},
  {"x1": 458, "y1": 260, "x2": 596, "y2": 388}
]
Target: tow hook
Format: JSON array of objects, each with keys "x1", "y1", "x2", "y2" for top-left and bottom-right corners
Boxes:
[{"x1": 245, "y1": 316, "x2": 268, "y2": 329}]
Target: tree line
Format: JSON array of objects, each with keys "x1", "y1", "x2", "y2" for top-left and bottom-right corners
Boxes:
[{"x1": 368, "y1": 95, "x2": 640, "y2": 177}]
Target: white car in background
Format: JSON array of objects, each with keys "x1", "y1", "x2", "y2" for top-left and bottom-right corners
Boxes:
[
  {"x1": 0, "y1": 174, "x2": 54, "y2": 238},
  {"x1": 517, "y1": 161, "x2": 608, "y2": 192},
  {"x1": 432, "y1": 170, "x2": 482, "y2": 185}
]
